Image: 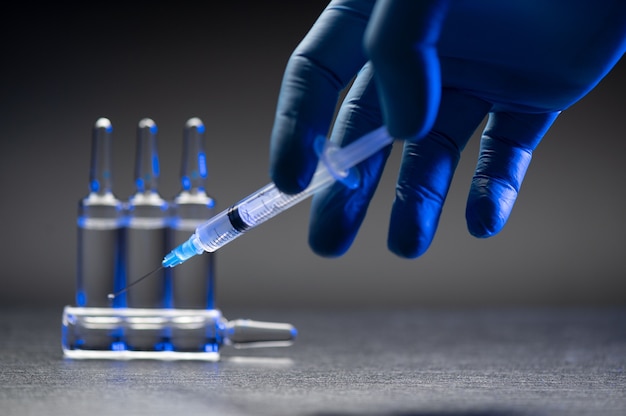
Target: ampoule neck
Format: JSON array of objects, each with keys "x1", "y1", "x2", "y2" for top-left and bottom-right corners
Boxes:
[
  {"x1": 180, "y1": 117, "x2": 209, "y2": 193},
  {"x1": 89, "y1": 117, "x2": 115, "y2": 196},
  {"x1": 134, "y1": 118, "x2": 161, "y2": 195},
  {"x1": 175, "y1": 189, "x2": 214, "y2": 206},
  {"x1": 127, "y1": 190, "x2": 168, "y2": 222},
  {"x1": 129, "y1": 189, "x2": 167, "y2": 207},
  {"x1": 79, "y1": 191, "x2": 124, "y2": 221},
  {"x1": 83, "y1": 190, "x2": 121, "y2": 207}
]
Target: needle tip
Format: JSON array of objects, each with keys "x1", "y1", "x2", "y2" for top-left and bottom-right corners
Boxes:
[{"x1": 107, "y1": 293, "x2": 115, "y2": 300}]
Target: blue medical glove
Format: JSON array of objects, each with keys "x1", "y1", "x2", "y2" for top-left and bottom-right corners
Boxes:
[{"x1": 269, "y1": 0, "x2": 626, "y2": 258}]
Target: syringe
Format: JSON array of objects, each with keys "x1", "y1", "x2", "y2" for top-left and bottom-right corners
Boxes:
[{"x1": 162, "y1": 126, "x2": 393, "y2": 268}]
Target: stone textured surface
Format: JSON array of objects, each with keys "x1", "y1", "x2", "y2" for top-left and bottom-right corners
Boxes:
[{"x1": 1, "y1": 306, "x2": 625, "y2": 415}]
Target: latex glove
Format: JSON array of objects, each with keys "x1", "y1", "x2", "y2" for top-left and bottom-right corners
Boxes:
[{"x1": 269, "y1": 0, "x2": 626, "y2": 258}]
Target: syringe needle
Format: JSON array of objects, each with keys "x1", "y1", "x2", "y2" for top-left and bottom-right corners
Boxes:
[{"x1": 107, "y1": 266, "x2": 164, "y2": 302}]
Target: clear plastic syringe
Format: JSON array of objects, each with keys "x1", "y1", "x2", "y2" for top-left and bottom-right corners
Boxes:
[{"x1": 162, "y1": 126, "x2": 392, "y2": 268}]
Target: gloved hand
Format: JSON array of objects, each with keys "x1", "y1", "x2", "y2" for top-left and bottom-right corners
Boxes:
[{"x1": 269, "y1": 0, "x2": 626, "y2": 258}]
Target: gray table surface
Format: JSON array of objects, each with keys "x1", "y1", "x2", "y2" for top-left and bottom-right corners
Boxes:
[{"x1": 1, "y1": 305, "x2": 625, "y2": 416}]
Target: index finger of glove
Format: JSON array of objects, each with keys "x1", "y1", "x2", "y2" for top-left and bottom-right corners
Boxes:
[{"x1": 269, "y1": 0, "x2": 376, "y2": 194}]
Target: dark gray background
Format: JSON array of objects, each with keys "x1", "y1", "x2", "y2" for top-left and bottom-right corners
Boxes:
[{"x1": 1, "y1": 2, "x2": 624, "y2": 309}]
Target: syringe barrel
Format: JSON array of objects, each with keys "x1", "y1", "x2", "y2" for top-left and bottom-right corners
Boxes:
[
  {"x1": 237, "y1": 170, "x2": 333, "y2": 227},
  {"x1": 193, "y1": 166, "x2": 335, "y2": 254},
  {"x1": 194, "y1": 210, "x2": 243, "y2": 253}
]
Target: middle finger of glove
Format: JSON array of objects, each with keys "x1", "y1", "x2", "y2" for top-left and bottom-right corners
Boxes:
[{"x1": 388, "y1": 89, "x2": 491, "y2": 258}]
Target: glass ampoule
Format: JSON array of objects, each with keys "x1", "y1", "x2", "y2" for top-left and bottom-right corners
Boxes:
[
  {"x1": 124, "y1": 118, "x2": 170, "y2": 351},
  {"x1": 169, "y1": 117, "x2": 216, "y2": 311},
  {"x1": 76, "y1": 118, "x2": 126, "y2": 309},
  {"x1": 125, "y1": 118, "x2": 169, "y2": 310}
]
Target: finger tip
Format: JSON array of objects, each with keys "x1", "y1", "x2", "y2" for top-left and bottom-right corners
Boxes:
[
  {"x1": 466, "y1": 177, "x2": 520, "y2": 238},
  {"x1": 466, "y1": 196, "x2": 507, "y2": 238},
  {"x1": 269, "y1": 162, "x2": 311, "y2": 194},
  {"x1": 387, "y1": 234, "x2": 430, "y2": 259},
  {"x1": 309, "y1": 233, "x2": 351, "y2": 258},
  {"x1": 308, "y1": 222, "x2": 355, "y2": 259},
  {"x1": 271, "y1": 175, "x2": 306, "y2": 195},
  {"x1": 467, "y1": 222, "x2": 499, "y2": 239},
  {"x1": 387, "y1": 203, "x2": 438, "y2": 259}
]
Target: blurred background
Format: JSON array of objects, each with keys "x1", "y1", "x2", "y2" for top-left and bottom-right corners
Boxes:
[{"x1": 1, "y1": 2, "x2": 624, "y2": 309}]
